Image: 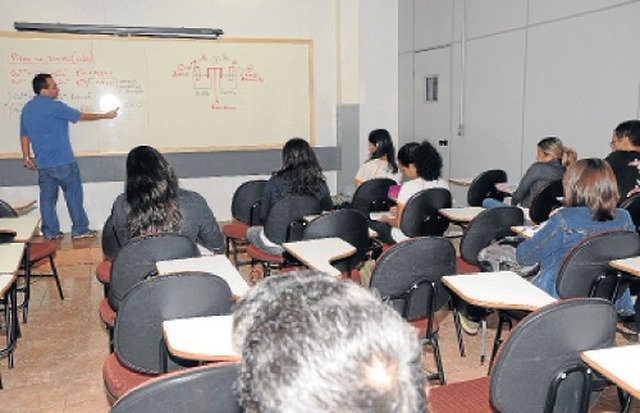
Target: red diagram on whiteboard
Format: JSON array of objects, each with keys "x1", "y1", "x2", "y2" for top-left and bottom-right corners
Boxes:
[{"x1": 170, "y1": 54, "x2": 264, "y2": 110}]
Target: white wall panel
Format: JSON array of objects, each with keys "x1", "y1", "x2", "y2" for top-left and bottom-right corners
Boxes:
[
  {"x1": 413, "y1": 0, "x2": 454, "y2": 50},
  {"x1": 464, "y1": 0, "x2": 527, "y2": 39},
  {"x1": 450, "y1": 31, "x2": 526, "y2": 182},
  {"x1": 524, "y1": 2, "x2": 640, "y2": 159},
  {"x1": 528, "y1": 0, "x2": 632, "y2": 25}
]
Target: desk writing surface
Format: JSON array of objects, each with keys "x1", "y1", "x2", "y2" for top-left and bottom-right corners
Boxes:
[
  {"x1": 448, "y1": 177, "x2": 473, "y2": 187},
  {"x1": 510, "y1": 225, "x2": 541, "y2": 239},
  {"x1": 6, "y1": 199, "x2": 37, "y2": 212},
  {"x1": 0, "y1": 216, "x2": 40, "y2": 242},
  {"x1": 581, "y1": 345, "x2": 640, "y2": 400},
  {"x1": 282, "y1": 237, "x2": 356, "y2": 277},
  {"x1": 438, "y1": 207, "x2": 484, "y2": 223},
  {"x1": 162, "y1": 315, "x2": 240, "y2": 362},
  {"x1": 156, "y1": 255, "x2": 249, "y2": 297},
  {"x1": 442, "y1": 271, "x2": 556, "y2": 311},
  {"x1": 609, "y1": 256, "x2": 640, "y2": 277},
  {"x1": 0, "y1": 273, "x2": 17, "y2": 296},
  {"x1": 0, "y1": 243, "x2": 25, "y2": 274}
]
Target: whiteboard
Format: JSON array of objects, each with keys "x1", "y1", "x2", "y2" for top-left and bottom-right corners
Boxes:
[{"x1": 0, "y1": 33, "x2": 313, "y2": 157}]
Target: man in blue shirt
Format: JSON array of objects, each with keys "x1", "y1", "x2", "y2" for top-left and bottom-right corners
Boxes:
[{"x1": 20, "y1": 73, "x2": 119, "y2": 239}]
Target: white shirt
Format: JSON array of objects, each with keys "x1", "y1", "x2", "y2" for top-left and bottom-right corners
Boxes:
[
  {"x1": 391, "y1": 177, "x2": 449, "y2": 242},
  {"x1": 355, "y1": 158, "x2": 402, "y2": 184}
]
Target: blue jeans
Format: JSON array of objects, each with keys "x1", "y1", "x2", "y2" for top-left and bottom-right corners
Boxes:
[
  {"x1": 38, "y1": 162, "x2": 90, "y2": 237},
  {"x1": 482, "y1": 198, "x2": 506, "y2": 208}
]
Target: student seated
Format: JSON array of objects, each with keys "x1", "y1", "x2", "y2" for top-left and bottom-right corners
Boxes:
[
  {"x1": 605, "y1": 119, "x2": 640, "y2": 203},
  {"x1": 484, "y1": 137, "x2": 576, "y2": 208},
  {"x1": 246, "y1": 138, "x2": 332, "y2": 255},
  {"x1": 354, "y1": 129, "x2": 403, "y2": 186},
  {"x1": 371, "y1": 140, "x2": 448, "y2": 244},
  {"x1": 110, "y1": 145, "x2": 225, "y2": 253},
  {"x1": 232, "y1": 270, "x2": 427, "y2": 412},
  {"x1": 517, "y1": 158, "x2": 635, "y2": 312}
]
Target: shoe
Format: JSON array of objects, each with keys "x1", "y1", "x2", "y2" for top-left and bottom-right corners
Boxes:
[
  {"x1": 72, "y1": 230, "x2": 98, "y2": 240},
  {"x1": 45, "y1": 232, "x2": 64, "y2": 240},
  {"x1": 617, "y1": 320, "x2": 640, "y2": 342},
  {"x1": 459, "y1": 313, "x2": 480, "y2": 335}
]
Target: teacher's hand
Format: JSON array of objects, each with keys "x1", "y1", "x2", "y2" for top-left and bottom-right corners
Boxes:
[
  {"x1": 106, "y1": 107, "x2": 119, "y2": 119},
  {"x1": 23, "y1": 157, "x2": 36, "y2": 171}
]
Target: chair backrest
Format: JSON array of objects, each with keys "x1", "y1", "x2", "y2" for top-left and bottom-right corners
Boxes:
[
  {"x1": 302, "y1": 209, "x2": 370, "y2": 272},
  {"x1": 107, "y1": 233, "x2": 200, "y2": 311},
  {"x1": 0, "y1": 199, "x2": 18, "y2": 218},
  {"x1": 101, "y1": 215, "x2": 121, "y2": 261},
  {"x1": 110, "y1": 363, "x2": 241, "y2": 413},
  {"x1": 459, "y1": 206, "x2": 524, "y2": 265},
  {"x1": 467, "y1": 169, "x2": 508, "y2": 206},
  {"x1": 528, "y1": 180, "x2": 563, "y2": 224},
  {"x1": 230, "y1": 179, "x2": 268, "y2": 226},
  {"x1": 556, "y1": 230, "x2": 640, "y2": 300},
  {"x1": 399, "y1": 188, "x2": 452, "y2": 237},
  {"x1": 114, "y1": 271, "x2": 234, "y2": 374},
  {"x1": 490, "y1": 298, "x2": 616, "y2": 413},
  {"x1": 263, "y1": 195, "x2": 321, "y2": 244},
  {"x1": 351, "y1": 178, "x2": 397, "y2": 215},
  {"x1": 621, "y1": 193, "x2": 640, "y2": 233},
  {"x1": 370, "y1": 237, "x2": 456, "y2": 320}
]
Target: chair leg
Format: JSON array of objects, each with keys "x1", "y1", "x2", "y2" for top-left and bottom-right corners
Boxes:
[
  {"x1": 21, "y1": 251, "x2": 31, "y2": 324},
  {"x1": 108, "y1": 325, "x2": 114, "y2": 353},
  {"x1": 489, "y1": 312, "x2": 511, "y2": 374},
  {"x1": 425, "y1": 335, "x2": 446, "y2": 385},
  {"x1": 48, "y1": 255, "x2": 64, "y2": 300}
]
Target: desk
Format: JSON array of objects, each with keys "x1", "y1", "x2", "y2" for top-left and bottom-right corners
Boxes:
[
  {"x1": 282, "y1": 237, "x2": 356, "y2": 277},
  {"x1": 438, "y1": 207, "x2": 484, "y2": 223},
  {"x1": 0, "y1": 216, "x2": 40, "y2": 242},
  {"x1": 448, "y1": 177, "x2": 473, "y2": 187},
  {"x1": 156, "y1": 255, "x2": 250, "y2": 298},
  {"x1": 6, "y1": 199, "x2": 37, "y2": 215},
  {"x1": 162, "y1": 315, "x2": 240, "y2": 362},
  {"x1": 609, "y1": 256, "x2": 640, "y2": 277},
  {"x1": 511, "y1": 225, "x2": 540, "y2": 239},
  {"x1": 443, "y1": 271, "x2": 556, "y2": 311},
  {"x1": 581, "y1": 344, "x2": 640, "y2": 408}
]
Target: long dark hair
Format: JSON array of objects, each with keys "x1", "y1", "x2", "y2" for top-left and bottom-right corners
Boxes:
[
  {"x1": 125, "y1": 145, "x2": 182, "y2": 237},
  {"x1": 276, "y1": 138, "x2": 326, "y2": 195},
  {"x1": 368, "y1": 129, "x2": 399, "y2": 173}
]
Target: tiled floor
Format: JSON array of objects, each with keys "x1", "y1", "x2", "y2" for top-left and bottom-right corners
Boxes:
[{"x1": 0, "y1": 234, "x2": 636, "y2": 412}]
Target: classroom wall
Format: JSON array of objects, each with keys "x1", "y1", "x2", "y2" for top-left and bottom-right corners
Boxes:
[
  {"x1": 400, "y1": 0, "x2": 640, "y2": 205},
  {"x1": 0, "y1": 0, "x2": 399, "y2": 227}
]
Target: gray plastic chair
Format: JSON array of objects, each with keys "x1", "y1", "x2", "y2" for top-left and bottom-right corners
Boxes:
[
  {"x1": 110, "y1": 363, "x2": 241, "y2": 413},
  {"x1": 430, "y1": 298, "x2": 617, "y2": 413},
  {"x1": 370, "y1": 237, "x2": 456, "y2": 384}
]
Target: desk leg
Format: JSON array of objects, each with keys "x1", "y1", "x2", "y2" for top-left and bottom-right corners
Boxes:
[{"x1": 0, "y1": 280, "x2": 18, "y2": 370}]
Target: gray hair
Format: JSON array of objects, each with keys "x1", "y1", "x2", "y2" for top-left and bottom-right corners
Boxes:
[{"x1": 232, "y1": 270, "x2": 426, "y2": 413}]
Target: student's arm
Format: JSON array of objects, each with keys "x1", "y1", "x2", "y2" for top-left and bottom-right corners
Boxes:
[
  {"x1": 79, "y1": 107, "x2": 119, "y2": 121},
  {"x1": 516, "y1": 213, "x2": 563, "y2": 265},
  {"x1": 379, "y1": 203, "x2": 402, "y2": 228},
  {"x1": 511, "y1": 163, "x2": 542, "y2": 205},
  {"x1": 196, "y1": 201, "x2": 226, "y2": 253},
  {"x1": 20, "y1": 135, "x2": 36, "y2": 170}
]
